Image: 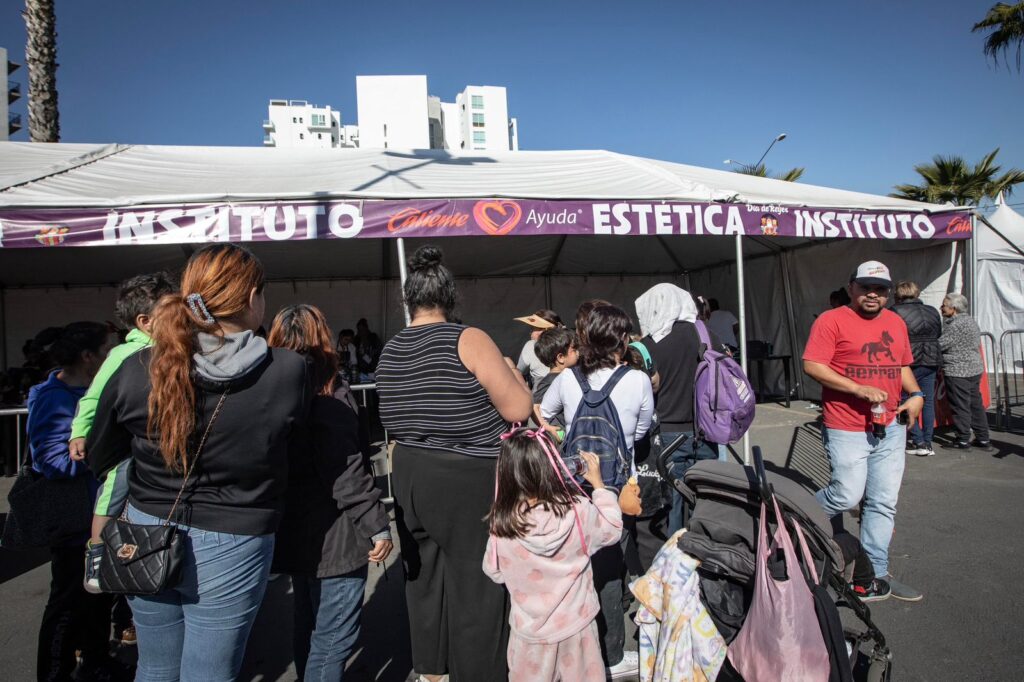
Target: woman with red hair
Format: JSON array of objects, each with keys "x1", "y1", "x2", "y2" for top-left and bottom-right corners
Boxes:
[
  {"x1": 86, "y1": 244, "x2": 310, "y2": 681},
  {"x1": 268, "y1": 304, "x2": 392, "y2": 682}
]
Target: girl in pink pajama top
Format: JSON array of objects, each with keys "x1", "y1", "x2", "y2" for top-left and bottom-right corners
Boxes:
[{"x1": 483, "y1": 429, "x2": 623, "y2": 681}]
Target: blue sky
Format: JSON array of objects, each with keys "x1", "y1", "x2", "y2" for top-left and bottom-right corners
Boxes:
[{"x1": 2, "y1": 0, "x2": 1022, "y2": 197}]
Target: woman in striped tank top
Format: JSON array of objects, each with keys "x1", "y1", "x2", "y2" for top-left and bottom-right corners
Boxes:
[{"x1": 376, "y1": 245, "x2": 533, "y2": 682}]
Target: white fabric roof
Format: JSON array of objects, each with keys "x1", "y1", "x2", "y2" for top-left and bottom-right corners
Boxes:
[
  {"x1": 0, "y1": 142, "x2": 951, "y2": 211},
  {"x1": 978, "y1": 199, "x2": 1024, "y2": 261}
]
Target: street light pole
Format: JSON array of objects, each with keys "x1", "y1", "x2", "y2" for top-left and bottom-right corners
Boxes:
[{"x1": 724, "y1": 133, "x2": 788, "y2": 174}]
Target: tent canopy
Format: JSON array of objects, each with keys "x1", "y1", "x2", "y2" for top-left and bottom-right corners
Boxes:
[{"x1": 1, "y1": 142, "x2": 951, "y2": 209}]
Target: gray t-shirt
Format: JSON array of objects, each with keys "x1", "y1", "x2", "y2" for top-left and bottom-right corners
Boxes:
[{"x1": 516, "y1": 339, "x2": 549, "y2": 386}]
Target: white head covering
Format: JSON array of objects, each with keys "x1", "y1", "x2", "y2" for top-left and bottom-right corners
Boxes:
[{"x1": 635, "y1": 283, "x2": 697, "y2": 343}]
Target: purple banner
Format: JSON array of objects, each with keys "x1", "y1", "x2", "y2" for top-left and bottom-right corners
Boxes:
[{"x1": 0, "y1": 199, "x2": 973, "y2": 248}]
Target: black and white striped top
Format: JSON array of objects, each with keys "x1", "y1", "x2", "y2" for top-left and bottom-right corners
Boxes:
[{"x1": 376, "y1": 323, "x2": 508, "y2": 458}]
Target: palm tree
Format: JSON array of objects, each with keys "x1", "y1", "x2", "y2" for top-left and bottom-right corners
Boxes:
[
  {"x1": 973, "y1": 2, "x2": 1024, "y2": 72},
  {"x1": 890, "y1": 149, "x2": 1024, "y2": 205},
  {"x1": 23, "y1": 0, "x2": 60, "y2": 142},
  {"x1": 732, "y1": 163, "x2": 805, "y2": 183}
]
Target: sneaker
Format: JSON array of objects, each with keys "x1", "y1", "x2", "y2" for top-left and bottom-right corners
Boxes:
[
  {"x1": 607, "y1": 650, "x2": 639, "y2": 679},
  {"x1": 906, "y1": 443, "x2": 928, "y2": 456},
  {"x1": 83, "y1": 542, "x2": 104, "y2": 594},
  {"x1": 915, "y1": 443, "x2": 935, "y2": 457},
  {"x1": 882, "y1": 574, "x2": 923, "y2": 602},
  {"x1": 972, "y1": 440, "x2": 996, "y2": 452},
  {"x1": 941, "y1": 440, "x2": 971, "y2": 451},
  {"x1": 119, "y1": 624, "x2": 137, "y2": 645},
  {"x1": 850, "y1": 578, "x2": 891, "y2": 603}
]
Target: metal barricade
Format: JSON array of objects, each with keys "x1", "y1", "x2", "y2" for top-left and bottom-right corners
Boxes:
[
  {"x1": 0, "y1": 406, "x2": 29, "y2": 475},
  {"x1": 980, "y1": 332, "x2": 1000, "y2": 430},
  {"x1": 998, "y1": 330, "x2": 1024, "y2": 433}
]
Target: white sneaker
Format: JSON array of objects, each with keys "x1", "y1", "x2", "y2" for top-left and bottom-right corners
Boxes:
[
  {"x1": 916, "y1": 444, "x2": 935, "y2": 457},
  {"x1": 607, "y1": 650, "x2": 639, "y2": 679},
  {"x1": 906, "y1": 443, "x2": 927, "y2": 456}
]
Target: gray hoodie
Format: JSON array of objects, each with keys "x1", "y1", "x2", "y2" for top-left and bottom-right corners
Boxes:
[{"x1": 194, "y1": 331, "x2": 269, "y2": 382}]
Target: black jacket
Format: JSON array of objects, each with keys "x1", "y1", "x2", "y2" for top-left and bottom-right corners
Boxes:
[
  {"x1": 891, "y1": 299, "x2": 943, "y2": 368},
  {"x1": 272, "y1": 382, "x2": 389, "y2": 578},
  {"x1": 86, "y1": 347, "x2": 310, "y2": 536}
]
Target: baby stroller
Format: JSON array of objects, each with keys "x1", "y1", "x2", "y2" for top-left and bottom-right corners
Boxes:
[{"x1": 657, "y1": 443, "x2": 893, "y2": 682}]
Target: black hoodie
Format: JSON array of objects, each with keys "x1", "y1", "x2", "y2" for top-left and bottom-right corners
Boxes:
[{"x1": 86, "y1": 343, "x2": 310, "y2": 536}]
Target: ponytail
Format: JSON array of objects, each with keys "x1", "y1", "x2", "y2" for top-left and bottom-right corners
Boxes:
[{"x1": 147, "y1": 244, "x2": 264, "y2": 471}]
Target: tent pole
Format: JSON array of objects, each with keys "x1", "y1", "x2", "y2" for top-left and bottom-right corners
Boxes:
[
  {"x1": 396, "y1": 238, "x2": 411, "y2": 326},
  {"x1": 0, "y1": 286, "x2": 7, "y2": 371},
  {"x1": 968, "y1": 213, "x2": 978, "y2": 308},
  {"x1": 780, "y1": 251, "x2": 803, "y2": 400},
  {"x1": 735, "y1": 233, "x2": 751, "y2": 465}
]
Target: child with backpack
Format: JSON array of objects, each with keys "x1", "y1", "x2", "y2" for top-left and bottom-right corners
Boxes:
[
  {"x1": 68, "y1": 272, "x2": 176, "y2": 594},
  {"x1": 483, "y1": 428, "x2": 623, "y2": 682}
]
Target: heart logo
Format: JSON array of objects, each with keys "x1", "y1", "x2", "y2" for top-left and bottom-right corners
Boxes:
[{"x1": 473, "y1": 200, "x2": 522, "y2": 236}]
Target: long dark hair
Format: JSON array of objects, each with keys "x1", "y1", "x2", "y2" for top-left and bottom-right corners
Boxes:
[
  {"x1": 403, "y1": 245, "x2": 456, "y2": 319},
  {"x1": 267, "y1": 305, "x2": 339, "y2": 396},
  {"x1": 578, "y1": 304, "x2": 632, "y2": 375},
  {"x1": 486, "y1": 430, "x2": 578, "y2": 539}
]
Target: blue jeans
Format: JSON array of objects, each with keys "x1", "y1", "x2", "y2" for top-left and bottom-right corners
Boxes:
[
  {"x1": 663, "y1": 431, "x2": 720, "y2": 534},
  {"x1": 125, "y1": 504, "x2": 274, "y2": 682},
  {"x1": 292, "y1": 567, "x2": 368, "y2": 682},
  {"x1": 905, "y1": 366, "x2": 937, "y2": 446},
  {"x1": 815, "y1": 423, "x2": 906, "y2": 577}
]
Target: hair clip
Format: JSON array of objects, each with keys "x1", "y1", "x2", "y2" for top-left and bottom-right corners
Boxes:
[{"x1": 186, "y1": 293, "x2": 215, "y2": 325}]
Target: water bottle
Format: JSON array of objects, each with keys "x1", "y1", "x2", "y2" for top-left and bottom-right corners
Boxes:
[
  {"x1": 871, "y1": 402, "x2": 887, "y2": 439},
  {"x1": 563, "y1": 455, "x2": 588, "y2": 477}
]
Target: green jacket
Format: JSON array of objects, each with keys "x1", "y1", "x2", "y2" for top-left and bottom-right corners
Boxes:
[{"x1": 69, "y1": 328, "x2": 152, "y2": 440}]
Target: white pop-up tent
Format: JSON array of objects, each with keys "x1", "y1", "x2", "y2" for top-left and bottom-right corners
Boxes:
[
  {"x1": 977, "y1": 197, "x2": 1024, "y2": 367},
  {"x1": 0, "y1": 142, "x2": 975, "y2": 428}
]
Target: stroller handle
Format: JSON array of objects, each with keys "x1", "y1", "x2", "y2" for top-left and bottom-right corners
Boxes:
[
  {"x1": 655, "y1": 433, "x2": 692, "y2": 488},
  {"x1": 752, "y1": 446, "x2": 776, "y2": 507}
]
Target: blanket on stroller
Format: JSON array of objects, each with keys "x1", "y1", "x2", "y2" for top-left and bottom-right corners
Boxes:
[{"x1": 630, "y1": 530, "x2": 727, "y2": 682}]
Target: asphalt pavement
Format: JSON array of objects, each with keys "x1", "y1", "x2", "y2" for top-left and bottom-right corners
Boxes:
[{"x1": 2, "y1": 402, "x2": 1022, "y2": 681}]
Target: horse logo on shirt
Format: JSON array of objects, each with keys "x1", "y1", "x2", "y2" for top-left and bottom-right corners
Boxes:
[{"x1": 861, "y1": 331, "x2": 896, "y2": 363}]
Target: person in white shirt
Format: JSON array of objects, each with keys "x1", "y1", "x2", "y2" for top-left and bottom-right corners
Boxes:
[
  {"x1": 514, "y1": 310, "x2": 562, "y2": 386},
  {"x1": 539, "y1": 302, "x2": 652, "y2": 678},
  {"x1": 707, "y1": 298, "x2": 739, "y2": 349}
]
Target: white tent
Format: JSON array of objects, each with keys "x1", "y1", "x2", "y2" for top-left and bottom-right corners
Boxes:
[
  {"x1": 977, "y1": 196, "x2": 1024, "y2": 372},
  {"x1": 0, "y1": 142, "x2": 973, "y2": 417}
]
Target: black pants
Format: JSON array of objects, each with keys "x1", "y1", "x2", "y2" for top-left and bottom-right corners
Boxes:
[
  {"x1": 945, "y1": 374, "x2": 990, "y2": 443},
  {"x1": 591, "y1": 531, "x2": 628, "y2": 667},
  {"x1": 624, "y1": 508, "x2": 671, "y2": 577},
  {"x1": 392, "y1": 445, "x2": 509, "y2": 682},
  {"x1": 37, "y1": 546, "x2": 113, "y2": 682}
]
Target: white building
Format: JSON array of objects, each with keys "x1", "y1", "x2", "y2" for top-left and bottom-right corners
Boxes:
[
  {"x1": 355, "y1": 75, "x2": 430, "y2": 149},
  {"x1": 262, "y1": 99, "x2": 346, "y2": 148},
  {"x1": 262, "y1": 76, "x2": 519, "y2": 151},
  {"x1": 2, "y1": 47, "x2": 22, "y2": 141},
  {"x1": 454, "y1": 85, "x2": 517, "y2": 152}
]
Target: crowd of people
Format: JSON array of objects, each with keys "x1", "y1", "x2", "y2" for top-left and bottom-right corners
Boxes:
[{"x1": 7, "y1": 241, "x2": 997, "y2": 681}]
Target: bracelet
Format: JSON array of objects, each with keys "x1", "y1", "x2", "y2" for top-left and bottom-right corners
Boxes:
[
  {"x1": 556, "y1": 429, "x2": 565, "y2": 443},
  {"x1": 909, "y1": 391, "x2": 925, "y2": 399}
]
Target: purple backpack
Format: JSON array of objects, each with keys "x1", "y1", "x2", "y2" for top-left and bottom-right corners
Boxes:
[{"x1": 694, "y1": 320, "x2": 755, "y2": 444}]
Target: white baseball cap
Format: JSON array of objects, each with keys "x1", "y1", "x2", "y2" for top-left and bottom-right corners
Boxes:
[{"x1": 851, "y1": 260, "x2": 892, "y2": 288}]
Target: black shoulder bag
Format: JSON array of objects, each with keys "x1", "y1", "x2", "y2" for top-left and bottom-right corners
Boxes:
[{"x1": 98, "y1": 391, "x2": 228, "y2": 595}]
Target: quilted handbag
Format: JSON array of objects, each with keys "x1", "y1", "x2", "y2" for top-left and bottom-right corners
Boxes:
[{"x1": 97, "y1": 392, "x2": 228, "y2": 595}]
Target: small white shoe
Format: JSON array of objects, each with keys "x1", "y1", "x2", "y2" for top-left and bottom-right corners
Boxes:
[{"x1": 607, "y1": 650, "x2": 639, "y2": 679}]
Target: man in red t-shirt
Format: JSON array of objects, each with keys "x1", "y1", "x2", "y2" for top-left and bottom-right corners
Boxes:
[{"x1": 803, "y1": 260, "x2": 925, "y2": 603}]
